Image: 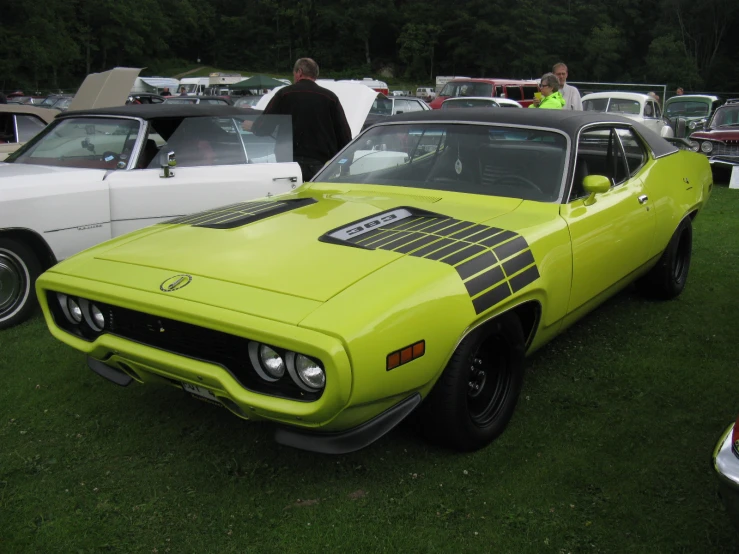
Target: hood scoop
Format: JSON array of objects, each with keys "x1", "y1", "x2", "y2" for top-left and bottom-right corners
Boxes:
[{"x1": 165, "y1": 198, "x2": 317, "y2": 229}]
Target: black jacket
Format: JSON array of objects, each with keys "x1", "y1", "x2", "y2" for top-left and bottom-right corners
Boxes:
[{"x1": 255, "y1": 79, "x2": 352, "y2": 164}]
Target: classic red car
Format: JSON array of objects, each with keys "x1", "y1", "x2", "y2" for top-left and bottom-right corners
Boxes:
[
  {"x1": 687, "y1": 99, "x2": 739, "y2": 177},
  {"x1": 428, "y1": 78, "x2": 538, "y2": 109}
]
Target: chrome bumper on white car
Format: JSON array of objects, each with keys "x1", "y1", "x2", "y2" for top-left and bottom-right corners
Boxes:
[{"x1": 713, "y1": 423, "x2": 739, "y2": 529}]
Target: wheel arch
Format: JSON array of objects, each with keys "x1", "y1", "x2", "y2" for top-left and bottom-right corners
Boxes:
[
  {"x1": 0, "y1": 228, "x2": 57, "y2": 271},
  {"x1": 463, "y1": 300, "x2": 541, "y2": 352}
]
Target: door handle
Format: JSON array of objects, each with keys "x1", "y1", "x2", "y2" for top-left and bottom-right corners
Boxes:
[
  {"x1": 272, "y1": 176, "x2": 298, "y2": 183},
  {"x1": 638, "y1": 194, "x2": 648, "y2": 204}
]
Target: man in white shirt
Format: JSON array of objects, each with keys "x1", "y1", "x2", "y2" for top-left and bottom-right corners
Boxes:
[{"x1": 553, "y1": 63, "x2": 582, "y2": 110}]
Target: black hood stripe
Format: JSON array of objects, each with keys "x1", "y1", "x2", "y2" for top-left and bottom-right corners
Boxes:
[
  {"x1": 320, "y1": 206, "x2": 540, "y2": 315},
  {"x1": 165, "y1": 198, "x2": 317, "y2": 229}
]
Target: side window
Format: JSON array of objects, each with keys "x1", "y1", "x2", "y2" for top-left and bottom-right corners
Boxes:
[
  {"x1": 654, "y1": 102, "x2": 662, "y2": 118},
  {"x1": 406, "y1": 100, "x2": 424, "y2": 112},
  {"x1": 505, "y1": 86, "x2": 522, "y2": 100},
  {"x1": 16, "y1": 115, "x2": 47, "y2": 142},
  {"x1": 0, "y1": 113, "x2": 15, "y2": 142},
  {"x1": 615, "y1": 128, "x2": 648, "y2": 176},
  {"x1": 522, "y1": 86, "x2": 539, "y2": 100},
  {"x1": 644, "y1": 101, "x2": 655, "y2": 118},
  {"x1": 494, "y1": 85, "x2": 504, "y2": 97},
  {"x1": 573, "y1": 126, "x2": 630, "y2": 200},
  {"x1": 394, "y1": 100, "x2": 409, "y2": 114}
]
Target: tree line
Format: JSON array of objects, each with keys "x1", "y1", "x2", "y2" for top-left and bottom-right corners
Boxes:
[{"x1": 1, "y1": 0, "x2": 737, "y2": 94}]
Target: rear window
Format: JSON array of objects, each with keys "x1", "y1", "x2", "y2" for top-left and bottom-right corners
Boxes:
[
  {"x1": 439, "y1": 82, "x2": 493, "y2": 98},
  {"x1": 665, "y1": 100, "x2": 709, "y2": 117}
]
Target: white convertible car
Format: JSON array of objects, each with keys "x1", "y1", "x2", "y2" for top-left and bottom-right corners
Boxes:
[
  {"x1": 0, "y1": 101, "x2": 374, "y2": 329},
  {"x1": 582, "y1": 92, "x2": 674, "y2": 138}
]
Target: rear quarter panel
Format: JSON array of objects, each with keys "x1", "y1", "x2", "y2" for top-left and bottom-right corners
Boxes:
[{"x1": 641, "y1": 150, "x2": 711, "y2": 251}]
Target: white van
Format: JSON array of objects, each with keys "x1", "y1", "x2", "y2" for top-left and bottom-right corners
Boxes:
[
  {"x1": 179, "y1": 77, "x2": 209, "y2": 96},
  {"x1": 416, "y1": 87, "x2": 436, "y2": 101}
]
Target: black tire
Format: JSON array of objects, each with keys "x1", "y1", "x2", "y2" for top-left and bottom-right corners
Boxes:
[
  {"x1": 636, "y1": 218, "x2": 692, "y2": 300},
  {"x1": 0, "y1": 238, "x2": 42, "y2": 330},
  {"x1": 420, "y1": 312, "x2": 525, "y2": 451}
]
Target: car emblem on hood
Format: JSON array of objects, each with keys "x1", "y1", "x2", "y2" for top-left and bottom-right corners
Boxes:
[{"x1": 160, "y1": 274, "x2": 192, "y2": 292}]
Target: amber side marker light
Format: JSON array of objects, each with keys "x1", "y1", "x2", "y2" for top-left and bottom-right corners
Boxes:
[{"x1": 387, "y1": 340, "x2": 425, "y2": 371}]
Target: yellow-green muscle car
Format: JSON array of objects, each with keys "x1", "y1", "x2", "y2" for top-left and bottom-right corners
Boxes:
[{"x1": 37, "y1": 110, "x2": 712, "y2": 454}]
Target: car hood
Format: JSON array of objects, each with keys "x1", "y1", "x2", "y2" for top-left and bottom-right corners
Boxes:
[
  {"x1": 255, "y1": 82, "x2": 379, "y2": 139},
  {"x1": 86, "y1": 184, "x2": 523, "y2": 303},
  {"x1": 690, "y1": 129, "x2": 739, "y2": 141},
  {"x1": 67, "y1": 67, "x2": 142, "y2": 111},
  {"x1": 0, "y1": 163, "x2": 105, "y2": 192}
]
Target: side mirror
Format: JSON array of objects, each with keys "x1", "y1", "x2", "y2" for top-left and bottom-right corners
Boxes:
[
  {"x1": 160, "y1": 150, "x2": 176, "y2": 178},
  {"x1": 582, "y1": 175, "x2": 611, "y2": 205}
]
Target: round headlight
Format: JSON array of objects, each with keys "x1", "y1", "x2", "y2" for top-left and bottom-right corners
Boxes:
[
  {"x1": 91, "y1": 305, "x2": 105, "y2": 328},
  {"x1": 247, "y1": 341, "x2": 284, "y2": 382},
  {"x1": 259, "y1": 345, "x2": 285, "y2": 379},
  {"x1": 295, "y1": 354, "x2": 325, "y2": 390},
  {"x1": 689, "y1": 140, "x2": 700, "y2": 151},
  {"x1": 701, "y1": 141, "x2": 713, "y2": 153},
  {"x1": 688, "y1": 121, "x2": 697, "y2": 130},
  {"x1": 67, "y1": 297, "x2": 83, "y2": 323}
]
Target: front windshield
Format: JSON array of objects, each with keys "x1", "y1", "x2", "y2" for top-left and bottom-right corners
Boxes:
[
  {"x1": 315, "y1": 123, "x2": 567, "y2": 202},
  {"x1": 439, "y1": 82, "x2": 493, "y2": 98},
  {"x1": 370, "y1": 96, "x2": 393, "y2": 115},
  {"x1": 710, "y1": 106, "x2": 739, "y2": 128},
  {"x1": 442, "y1": 99, "x2": 497, "y2": 109},
  {"x1": 180, "y1": 83, "x2": 199, "y2": 94},
  {"x1": 7, "y1": 117, "x2": 141, "y2": 169},
  {"x1": 665, "y1": 100, "x2": 709, "y2": 117}
]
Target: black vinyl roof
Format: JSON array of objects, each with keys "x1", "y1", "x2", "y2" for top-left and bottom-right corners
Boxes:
[
  {"x1": 59, "y1": 104, "x2": 256, "y2": 119},
  {"x1": 384, "y1": 108, "x2": 678, "y2": 158}
]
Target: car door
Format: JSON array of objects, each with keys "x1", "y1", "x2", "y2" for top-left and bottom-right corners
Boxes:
[
  {"x1": 560, "y1": 125, "x2": 656, "y2": 314},
  {"x1": 104, "y1": 114, "x2": 302, "y2": 236}
]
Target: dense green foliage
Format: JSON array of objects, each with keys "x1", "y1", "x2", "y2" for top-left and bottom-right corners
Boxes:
[
  {"x1": 1, "y1": 0, "x2": 738, "y2": 93},
  {"x1": 1, "y1": 185, "x2": 738, "y2": 552}
]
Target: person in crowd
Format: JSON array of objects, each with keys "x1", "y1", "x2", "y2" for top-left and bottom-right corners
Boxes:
[
  {"x1": 161, "y1": 87, "x2": 172, "y2": 97},
  {"x1": 178, "y1": 87, "x2": 188, "y2": 96},
  {"x1": 529, "y1": 73, "x2": 565, "y2": 110},
  {"x1": 244, "y1": 57, "x2": 352, "y2": 182},
  {"x1": 551, "y1": 62, "x2": 582, "y2": 110},
  {"x1": 648, "y1": 91, "x2": 660, "y2": 103},
  {"x1": 676, "y1": 87, "x2": 684, "y2": 96}
]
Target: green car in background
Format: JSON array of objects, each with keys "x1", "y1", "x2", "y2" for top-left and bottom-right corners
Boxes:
[{"x1": 664, "y1": 95, "x2": 723, "y2": 138}]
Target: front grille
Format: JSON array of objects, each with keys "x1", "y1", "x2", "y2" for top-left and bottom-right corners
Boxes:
[
  {"x1": 712, "y1": 142, "x2": 739, "y2": 157},
  {"x1": 105, "y1": 305, "x2": 322, "y2": 401},
  {"x1": 47, "y1": 291, "x2": 321, "y2": 402}
]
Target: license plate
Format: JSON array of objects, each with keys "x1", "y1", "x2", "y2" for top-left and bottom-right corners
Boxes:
[{"x1": 182, "y1": 382, "x2": 220, "y2": 403}]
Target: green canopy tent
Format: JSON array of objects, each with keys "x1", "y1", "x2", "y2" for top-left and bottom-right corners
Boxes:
[{"x1": 230, "y1": 75, "x2": 287, "y2": 91}]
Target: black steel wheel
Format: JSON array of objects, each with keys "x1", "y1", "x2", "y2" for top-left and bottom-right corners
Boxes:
[
  {"x1": 421, "y1": 311, "x2": 525, "y2": 451},
  {"x1": 637, "y1": 217, "x2": 692, "y2": 300}
]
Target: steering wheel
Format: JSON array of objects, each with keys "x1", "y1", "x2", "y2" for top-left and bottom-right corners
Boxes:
[{"x1": 494, "y1": 174, "x2": 544, "y2": 195}]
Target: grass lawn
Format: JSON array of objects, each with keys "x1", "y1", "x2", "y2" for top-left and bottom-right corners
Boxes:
[{"x1": 1, "y1": 187, "x2": 738, "y2": 553}]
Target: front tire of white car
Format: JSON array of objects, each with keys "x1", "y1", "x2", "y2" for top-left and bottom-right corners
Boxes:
[{"x1": 0, "y1": 238, "x2": 41, "y2": 330}]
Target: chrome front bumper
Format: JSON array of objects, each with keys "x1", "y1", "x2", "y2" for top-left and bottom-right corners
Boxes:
[{"x1": 713, "y1": 423, "x2": 739, "y2": 529}]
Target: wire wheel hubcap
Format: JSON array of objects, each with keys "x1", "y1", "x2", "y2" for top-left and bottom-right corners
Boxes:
[{"x1": 0, "y1": 250, "x2": 27, "y2": 316}]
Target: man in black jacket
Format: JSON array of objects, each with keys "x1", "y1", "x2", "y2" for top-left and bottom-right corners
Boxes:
[{"x1": 248, "y1": 58, "x2": 352, "y2": 181}]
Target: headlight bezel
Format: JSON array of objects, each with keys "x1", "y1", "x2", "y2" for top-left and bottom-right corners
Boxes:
[
  {"x1": 700, "y1": 140, "x2": 713, "y2": 153},
  {"x1": 285, "y1": 351, "x2": 326, "y2": 392}
]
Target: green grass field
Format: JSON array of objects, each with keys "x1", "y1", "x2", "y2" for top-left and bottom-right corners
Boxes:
[{"x1": 2, "y1": 187, "x2": 738, "y2": 553}]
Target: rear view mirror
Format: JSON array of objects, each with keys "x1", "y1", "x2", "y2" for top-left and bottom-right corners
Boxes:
[{"x1": 583, "y1": 175, "x2": 611, "y2": 205}]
